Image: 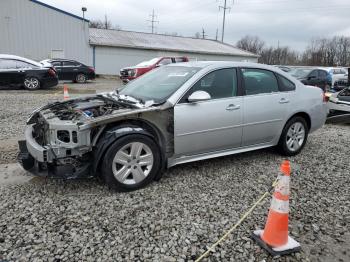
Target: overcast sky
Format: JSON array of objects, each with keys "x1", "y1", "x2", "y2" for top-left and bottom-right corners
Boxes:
[{"x1": 40, "y1": 0, "x2": 350, "y2": 51}]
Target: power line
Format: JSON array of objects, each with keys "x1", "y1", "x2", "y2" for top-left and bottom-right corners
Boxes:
[
  {"x1": 219, "y1": 0, "x2": 233, "y2": 42},
  {"x1": 147, "y1": 9, "x2": 159, "y2": 34}
]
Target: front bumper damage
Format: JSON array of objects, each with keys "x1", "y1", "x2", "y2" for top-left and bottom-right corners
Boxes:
[{"x1": 17, "y1": 124, "x2": 92, "y2": 179}]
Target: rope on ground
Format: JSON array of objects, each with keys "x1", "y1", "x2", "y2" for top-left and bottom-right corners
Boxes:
[{"x1": 195, "y1": 178, "x2": 279, "y2": 262}]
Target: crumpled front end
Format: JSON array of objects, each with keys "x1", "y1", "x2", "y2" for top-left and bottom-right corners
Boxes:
[{"x1": 17, "y1": 95, "x2": 132, "y2": 178}]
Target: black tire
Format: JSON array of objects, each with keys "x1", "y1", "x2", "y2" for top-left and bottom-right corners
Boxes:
[
  {"x1": 101, "y1": 134, "x2": 161, "y2": 191},
  {"x1": 277, "y1": 116, "x2": 309, "y2": 156},
  {"x1": 24, "y1": 77, "x2": 40, "y2": 90},
  {"x1": 75, "y1": 73, "x2": 87, "y2": 83}
]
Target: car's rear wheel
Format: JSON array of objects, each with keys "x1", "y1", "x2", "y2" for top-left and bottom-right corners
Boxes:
[
  {"x1": 101, "y1": 134, "x2": 161, "y2": 191},
  {"x1": 278, "y1": 116, "x2": 309, "y2": 156},
  {"x1": 75, "y1": 73, "x2": 87, "y2": 83},
  {"x1": 24, "y1": 77, "x2": 40, "y2": 90}
]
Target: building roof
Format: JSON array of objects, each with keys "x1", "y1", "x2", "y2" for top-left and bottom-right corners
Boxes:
[
  {"x1": 30, "y1": 0, "x2": 89, "y2": 22},
  {"x1": 89, "y1": 28, "x2": 258, "y2": 58}
]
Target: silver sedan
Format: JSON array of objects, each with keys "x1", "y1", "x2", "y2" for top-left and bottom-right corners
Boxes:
[{"x1": 19, "y1": 62, "x2": 328, "y2": 191}]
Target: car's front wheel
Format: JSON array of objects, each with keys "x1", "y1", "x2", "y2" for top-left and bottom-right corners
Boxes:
[
  {"x1": 24, "y1": 77, "x2": 40, "y2": 90},
  {"x1": 278, "y1": 116, "x2": 309, "y2": 156},
  {"x1": 75, "y1": 73, "x2": 87, "y2": 83},
  {"x1": 101, "y1": 134, "x2": 161, "y2": 191}
]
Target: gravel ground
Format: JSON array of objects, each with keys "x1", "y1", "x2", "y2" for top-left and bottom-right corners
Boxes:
[{"x1": 0, "y1": 81, "x2": 349, "y2": 261}]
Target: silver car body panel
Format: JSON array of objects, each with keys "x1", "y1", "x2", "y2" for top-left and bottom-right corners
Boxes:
[{"x1": 22, "y1": 61, "x2": 327, "y2": 173}]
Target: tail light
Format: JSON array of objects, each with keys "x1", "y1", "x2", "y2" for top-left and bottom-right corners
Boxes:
[
  {"x1": 88, "y1": 67, "x2": 95, "y2": 72},
  {"x1": 323, "y1": 92, "x2": 329, "y2": 102},
  {"x1": 48, "y1": 68, "x2": 56, "y2": 77}
]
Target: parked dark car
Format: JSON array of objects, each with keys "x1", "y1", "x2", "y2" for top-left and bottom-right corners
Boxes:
[
  {"x1": 0, "y1": 54, "x2": 58, "y2": 90},
  {"x1": 120, "y1": 56, "x2": 189, "y2": 84},
  {"x1": 289, "y1": 67, "x2": 331, "y2": 91},
  {"x1": 41, "y1": 59, "x2": 95, "y2": 83}
]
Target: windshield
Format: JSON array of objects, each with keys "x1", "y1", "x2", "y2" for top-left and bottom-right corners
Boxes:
[
  {"x1": 136, "y1": 58, "x2": 161, "y2": 67},
  {"x1": 119, "y1": 66, "x2": 201, "y2": 103},
  {"x1": 290, "y1": 68, "x2": 313, "y2": 78}
]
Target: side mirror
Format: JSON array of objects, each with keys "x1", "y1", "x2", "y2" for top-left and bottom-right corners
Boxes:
[
  {"x1": 155, "y1": 64, "x2": 161, "y2": 68},
  {"x1": 187, "y1": 91, "x2": 211, "y2": 103}
]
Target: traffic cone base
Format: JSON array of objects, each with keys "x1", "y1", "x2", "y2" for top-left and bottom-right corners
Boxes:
[{"x1": 252, "y1": 230, "x2": 301, "y2": 256}]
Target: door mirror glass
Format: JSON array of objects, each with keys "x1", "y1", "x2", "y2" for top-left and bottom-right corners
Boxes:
[{"x1": 188, "y1": 91, "x2": 211, "y2": 102}]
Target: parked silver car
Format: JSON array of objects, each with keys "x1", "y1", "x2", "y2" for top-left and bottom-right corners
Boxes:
[{"x1": 18, "y1": 62, "x2": 327, "y2": 191}]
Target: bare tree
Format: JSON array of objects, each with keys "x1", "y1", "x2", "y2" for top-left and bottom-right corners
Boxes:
[
  {"x1": 89, "y1": 15, "x2": 121, "y2": 30},
  {"x1": 236, "y1": 35, "x2": 265, "y2": 55},
  {"x1": 194, "y1": 32, "x2": 201, "y2": 39}
]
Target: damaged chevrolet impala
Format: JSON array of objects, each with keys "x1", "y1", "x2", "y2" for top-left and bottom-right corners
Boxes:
[{"x1": 18, "y1": 62, "x2": 327, "y2": 191}]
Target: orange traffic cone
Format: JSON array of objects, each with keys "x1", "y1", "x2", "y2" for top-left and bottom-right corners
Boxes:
[
  {"x1": 252, "y1": 160, "x2": 301, "y2": 256},
  {"x1": 63, "y1": 84, "x2": 69, "y2": 100}
]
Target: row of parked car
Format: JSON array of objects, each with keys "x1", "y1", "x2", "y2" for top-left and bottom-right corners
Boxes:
[
  {"x1": 0, "y1": 54, "x2": 95, "y2": 90},
  {"x1": 275, "y1": 65, "x2": 349, "y2": 92}
]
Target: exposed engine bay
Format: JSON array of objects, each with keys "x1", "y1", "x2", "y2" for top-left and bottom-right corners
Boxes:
[{"x1": 38, "y1": 95, "x2": 134, "y2": 122}]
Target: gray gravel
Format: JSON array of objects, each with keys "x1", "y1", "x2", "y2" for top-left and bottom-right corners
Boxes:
[{"x1": 0, "y1": 82, "x2": 349, "y2": 261}]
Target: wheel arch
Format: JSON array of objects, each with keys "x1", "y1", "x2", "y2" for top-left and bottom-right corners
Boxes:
[
  {"x1": 286, "y1": 112, "x2": 311, "y2": 131},
  {"x1": 92, "y1": 119, "x2": 166, "y2": 180}
]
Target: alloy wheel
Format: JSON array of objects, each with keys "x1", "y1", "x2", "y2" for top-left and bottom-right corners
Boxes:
[
  {"x1": 286, "y1": 122, "x2": 305, "y2": 152},
  {"x1": 24, "y1": 78, "x2": 39, "y2": 90},
  {"x1": 112, "y1": 142, "x2": 154, "y2": 185}
]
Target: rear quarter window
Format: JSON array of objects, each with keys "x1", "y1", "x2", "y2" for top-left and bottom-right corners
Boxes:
[{"x1": 277, "y1": 74, "x2": 296, "y2": 91}]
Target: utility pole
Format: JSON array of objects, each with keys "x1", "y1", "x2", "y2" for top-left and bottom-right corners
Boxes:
[
  {"x1": 201, "y1": 28, "x2": 207, "y2": 39},
  {"x1": 219, "y1": 0, "x2": 233, "y2": 42},
  {"x1": 147, "y1": 9, "x2": 159, "y2": 34},
  {"x1": 215, "y1": 28, "x2": 218, "y2": 41}
]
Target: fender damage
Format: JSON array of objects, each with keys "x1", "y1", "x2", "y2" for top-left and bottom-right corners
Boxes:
[{"x1": 18, "y1": 92, "x2": 174, "y2": 179}]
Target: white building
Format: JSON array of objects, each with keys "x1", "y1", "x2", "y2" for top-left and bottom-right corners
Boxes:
[
  {"x1": 90, "y1": 28, "x2": 259, "y2": 75},
  {"x1": 0, "y1": 0, "x2": 258, "y2": 75}
]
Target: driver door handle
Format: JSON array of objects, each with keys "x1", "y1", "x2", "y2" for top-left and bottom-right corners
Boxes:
[{"x1": 226, "y1": 104, "x2": 240, "y2": 111}]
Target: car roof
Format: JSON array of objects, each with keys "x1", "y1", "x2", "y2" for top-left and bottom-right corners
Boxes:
[
  {"x1": 167, "y1": 61, "x2": 284, "y2": 71},
  {"x1": 0, "y1": 54, "x2": 42, "y2": 67}
]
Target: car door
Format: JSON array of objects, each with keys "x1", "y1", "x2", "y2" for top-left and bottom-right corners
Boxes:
[
  {"x1": 241, "y1": 68, "x2": 290, "y2": 146},
  {"x1": 174, "y1": 68, "x2": 243, "y2": 156},
  {"x1": 61, "y1": 61, "x2": 79, "y2": 80},
  {"x1": 317, "y1": 70, "x2": 328, "y2": 91},
  {"x1": 0, "y1": 59, "x2": 24, "y2": 87}
]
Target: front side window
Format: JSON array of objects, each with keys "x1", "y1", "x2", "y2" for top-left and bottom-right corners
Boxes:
[
  {"x1": 185, "y1": 68, "x2": 237, "y2": 100},
  {"x1": 309, "y1": 70, "x2": 318, "y2": 78},
  {"x1": 242, "y1": 68, "x2": 279, "y2": 95},
  {"x1": 52, "y1": 61, "x2": 62, "y2": 67},
  {"x1": 119, "y1": 66, "x2": 200, "y2": 103}
]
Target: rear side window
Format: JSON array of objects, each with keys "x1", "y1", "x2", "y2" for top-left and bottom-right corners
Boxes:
[
  {"x1": 242, "y1": 68, "x2": 279, "y2": 95},
  {"x1": 15, "y1": 60, "x2": 36, "y2": 69},
  {"x1": 277, "y1": 74, "x2": 296, "y2": 91},
  {"x1": 63, "y1": 61, "x2": 79, "y2": 66},
  {"x1": 175, "y1": 57, "x2": 186, "y2": 63},
  {"x1": 158, "y1": 58, "x2": 172, "y2": 66},
  {"x1": 318, "y1": 70, "x2": 327, "y2": 78}
]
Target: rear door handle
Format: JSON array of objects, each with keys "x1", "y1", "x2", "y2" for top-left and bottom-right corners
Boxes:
[
  {"x1": 226, "y1": 104, "x2": 240, "y2": 111},
  {"x1": 279, "y1": 98, "x2": 290, "y2": 104}
]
